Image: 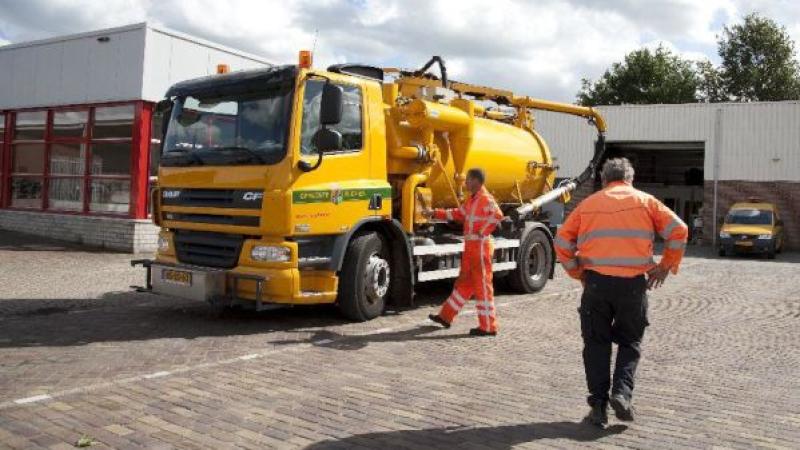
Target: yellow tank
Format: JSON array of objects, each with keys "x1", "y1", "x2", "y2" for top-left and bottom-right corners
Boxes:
[
  {"x1": 428, "y1": 116, "x2": 554, "y2": 208},
  {"x1": 390, "y1": 98, "x2": 556, "y2": 209}
]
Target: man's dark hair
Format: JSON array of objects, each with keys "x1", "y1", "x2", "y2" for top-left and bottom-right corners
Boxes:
[{"x1": 466, "y1": 168, "x2": 486, "y2": 184}]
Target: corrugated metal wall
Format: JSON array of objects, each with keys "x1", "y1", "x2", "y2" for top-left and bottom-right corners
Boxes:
[
  {"x1": 140, "y1": 27, "x2": 271, "y2": 102},
  {"x1": 535, "y1": 102, "x2": 800, "y2": 182},
  {"x1": 0, "y1": 23, "x2": 273, "y2": 110},
  {"x1": 0, "y1": 26, "x2": 147, "y2": 109}
]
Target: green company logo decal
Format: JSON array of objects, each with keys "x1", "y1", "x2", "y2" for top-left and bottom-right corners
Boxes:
[{"x1": 293, "y1": 187, "x2": 391, "y2": 204}]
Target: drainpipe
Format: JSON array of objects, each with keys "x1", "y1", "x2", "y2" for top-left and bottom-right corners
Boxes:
[{"x1": 712, "y1": 107, "x2": 722, "y2": 247}]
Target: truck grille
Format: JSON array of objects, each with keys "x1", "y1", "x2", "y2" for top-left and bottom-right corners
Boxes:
[
  {"x1": 163, "y1": 212, "x2": 260, "y2": 227},
  {"x1": 173, "y1": 231, "x2": 244, "y2": 269},
  {"x1": 161, "y1": 188, "x2": 263, "y2": 209}
]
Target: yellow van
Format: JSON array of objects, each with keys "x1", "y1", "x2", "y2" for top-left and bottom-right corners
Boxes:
[{"x1": 718, "y1": 201, "x2": 785, "y2": 259}]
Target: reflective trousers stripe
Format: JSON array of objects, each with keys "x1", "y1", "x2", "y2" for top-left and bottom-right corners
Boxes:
[
  {"x1": 576, "y1": 229, "x2": 654, "y2": 245},
  {"x1": 580, "y1": 256, "x2": 655, "y2": 267},
  {"x1": 445, "y1": 210, "x2": 454, "y2": 221}
]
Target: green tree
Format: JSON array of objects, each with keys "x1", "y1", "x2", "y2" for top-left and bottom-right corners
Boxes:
[
  {"x1": 718, "y1": 13, "x2": 800, "y2": 101},
  {"x1": 697, "y1": 60, "x2": 727, "y2": 102},
  {"x1": 577, "y1": 46, "x2": 699, "y2": 105}
]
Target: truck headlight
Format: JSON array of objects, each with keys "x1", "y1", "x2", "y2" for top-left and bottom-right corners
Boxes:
[
  {"x1": 719, "y1": 232, "x2": 731, "y2": 238},
  {"x1": 250, "y1": 245, "x2": 291, "y2": 262},
  {"x1": 157, "y1": 236, "x2": 170, "y2": 252},
  {"x1": 757, "y1": 234, "x2": 772, "y2": 240}
]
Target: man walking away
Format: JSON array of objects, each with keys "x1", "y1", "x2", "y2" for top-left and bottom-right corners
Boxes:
[
  {"x1": 426, "y1": 168, "x2": 505, "y2": 336},
  {"x1": 555, "y1": 158, "x2": 688, "y2": 428}
]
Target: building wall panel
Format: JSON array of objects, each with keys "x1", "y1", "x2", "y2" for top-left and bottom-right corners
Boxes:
[
  {"x1": 140, "y1": 28, "x2": 271, "y2": 102},
  {"x1": 535, "y1": 102, "x2": 800, "y2": 182}
]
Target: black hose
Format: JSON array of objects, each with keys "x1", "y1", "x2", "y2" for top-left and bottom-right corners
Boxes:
[
  {"x1": 414, "y1": 56, "x2": 448, "y2": 87},
  {"x1": 574, "y1": 133, "x2": 606, "y2": 186}
]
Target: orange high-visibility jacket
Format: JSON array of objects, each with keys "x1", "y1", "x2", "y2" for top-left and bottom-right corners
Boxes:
[
  {"x1": 434, "y1": 186, "x2": 504, "y2": 239},
  {"x1": 555, "y1": 181, "x2": 688, "y2": 279}
]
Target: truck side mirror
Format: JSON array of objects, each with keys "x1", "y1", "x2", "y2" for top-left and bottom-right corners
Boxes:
[
  {"x1": 314, "y1": 128, "x2": 343, "y2": 153},
  {"x1": 320, "y1": 83, "x2": 343, "y2": 125}
]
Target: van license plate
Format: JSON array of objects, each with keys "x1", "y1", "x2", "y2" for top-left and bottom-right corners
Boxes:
[
  {"x1": 735, "y1": 241, "x2": 753, "y2": 247},
  {"x1": 162, "y1": 269, "x2": 192, "y2": 286}
]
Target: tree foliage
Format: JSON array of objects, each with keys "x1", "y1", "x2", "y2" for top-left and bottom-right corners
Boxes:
[
  {"x1": 717, "y1": 13, "x2": 800, "y2": 101},
  {"x1": 577, "y1": 46, "x2": 699, "y2": 105},
  {"x1": 577, "y1": 13, "x2": 800, "y2": 105}
]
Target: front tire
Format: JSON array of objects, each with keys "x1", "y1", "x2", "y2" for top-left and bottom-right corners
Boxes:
[
  {"x1": 507, "y1": 229, "x2": 554, "y2": 294},
  {"x1": 338, "y1": 232, "x2": 390, "y2": 321}
]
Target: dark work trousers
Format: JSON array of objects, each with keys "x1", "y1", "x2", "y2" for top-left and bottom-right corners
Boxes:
[{"x1": 579, "y1": 270, "x2": 649, "y2": 407}]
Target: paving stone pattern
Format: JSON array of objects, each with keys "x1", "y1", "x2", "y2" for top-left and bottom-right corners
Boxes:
[{"x1": 0, "y1": 231, "x2": 798, "y2": 449}]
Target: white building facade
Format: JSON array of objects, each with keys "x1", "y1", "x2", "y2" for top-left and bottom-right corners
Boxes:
[
  {"x1": 0, "y1": 23, "x2": 271, "y2": 252},
  {"x1": 535, "y1": 102, "x2": 800, "y2": 249}
]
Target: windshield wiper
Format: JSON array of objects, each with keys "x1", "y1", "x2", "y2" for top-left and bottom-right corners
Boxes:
[
  {"x1": 162, "y1": 148, "x2": 205, "y2": 166},
  {"x1": 216, "y1": 146, "x2": 266, "y2": 164}
]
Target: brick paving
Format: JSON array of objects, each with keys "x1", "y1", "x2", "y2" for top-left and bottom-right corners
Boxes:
[{"x1": 0, "y1": 230, "x2": 799, "y2": 449}]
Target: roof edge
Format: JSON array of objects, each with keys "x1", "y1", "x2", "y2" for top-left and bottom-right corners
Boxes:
[
  {"x1": 0, "y1": 22, "x2": 148, "y2": 52},
  {"x1": 144, "y1": 24, "x2": 272, "y2": 65}
]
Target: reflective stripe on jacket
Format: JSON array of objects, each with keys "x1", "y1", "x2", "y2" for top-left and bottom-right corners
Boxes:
[
  {"x1": 434, "y1": 186, "x2": 504, "y2": 238},
  {"x1": 555, "y1": 181, "x2": 688, "y2": 279}
]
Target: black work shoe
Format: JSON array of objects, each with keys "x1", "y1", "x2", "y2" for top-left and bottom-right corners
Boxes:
[
  {"x1": 585, "y1": 401, "x2": 609, "y2": 428},
  {"x1": 468, "y1": 327, "x2": 497, "y2": 336},
  {"x1": 610, "y1": 394, "x2": 635, "y2": 422},
  {"x1": 428, "y1": 314, "x2": 451, "y2": 329}
]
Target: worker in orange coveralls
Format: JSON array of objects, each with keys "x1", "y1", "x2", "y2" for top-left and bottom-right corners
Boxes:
[
  {"x1": 555, "y1": 157, "x2": 688, "y2": 428},
  {"x1": 425, "y1": 168, "x2": 505, "y2": 336}
]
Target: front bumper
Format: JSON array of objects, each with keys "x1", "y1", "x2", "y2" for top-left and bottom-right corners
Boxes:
[
  {"x1": 719, "y1": 237, "x2": 773, "y2": 253},
  {"x1": 131, "y1": 259, "x2": 337, "y2": 309}
]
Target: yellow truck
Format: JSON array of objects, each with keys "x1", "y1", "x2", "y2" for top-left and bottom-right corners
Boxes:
[{"x1": 134, "y1": 53, "x2": 607, "y2": 320}]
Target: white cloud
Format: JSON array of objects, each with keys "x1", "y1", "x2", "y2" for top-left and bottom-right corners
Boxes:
[{"x1": 0, "y1": 0, "x2": 798, "y2": 101}]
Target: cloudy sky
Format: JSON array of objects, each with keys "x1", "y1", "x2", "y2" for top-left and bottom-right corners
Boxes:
[{"x1": 1, "y1": 0, "x2": 799, "y2": 102}]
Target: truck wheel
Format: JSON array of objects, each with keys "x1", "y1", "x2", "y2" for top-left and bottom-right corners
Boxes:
[
  {"x1": 718, "y1": 248, "x2": 726, "y2": 257},
  {"x1": 338, "y1": 232, "x2": 390, "y2": 321},
  {"x1": 767, "y1": 244, "x2": 776, "y2": 259},
  {"x1": 507, "y1": 229, "x2": 553, "y2": 294}
]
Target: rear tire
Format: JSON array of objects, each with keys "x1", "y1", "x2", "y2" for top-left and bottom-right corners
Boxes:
[
  {"x1": 337, "y1": 232, "x2": 390, "y2": 321},
  {"x1": 718, "y1": 248, "x2": 726, "y2": 257},
  {"x1": 507, "y1": 229, "x2": 553, "y2": 294}
]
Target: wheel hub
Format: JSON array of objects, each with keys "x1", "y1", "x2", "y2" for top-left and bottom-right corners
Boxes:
[
  {"x1": 365, "y1": 254, "x2": 391, "y2": 300},
  {"x1": 527, "y1": 242, "x2": 546, "y2": 282}
]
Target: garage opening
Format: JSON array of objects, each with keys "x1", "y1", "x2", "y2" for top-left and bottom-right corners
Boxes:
[{"x1": 597, "y1": 142, "x2": 705, "y2": 226}]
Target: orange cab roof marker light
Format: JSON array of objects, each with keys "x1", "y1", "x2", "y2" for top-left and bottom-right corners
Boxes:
[
  {"x1": 299, "y1": 50, "x2": 313, "y2": 69},
  {"x1": 217, "y1": 64, "x2": 230, "y2": 74}
]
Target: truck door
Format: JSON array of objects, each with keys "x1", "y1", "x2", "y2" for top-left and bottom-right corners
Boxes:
[{"x1": 291, "y1": 78, "x2": 388, "y2": 236}]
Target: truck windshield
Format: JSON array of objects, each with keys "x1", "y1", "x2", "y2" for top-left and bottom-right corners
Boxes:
[
  {"x1": 726, "y1": 209, "x2": 773, "y2": 225},
  {"x1": 161, "y1": 88, "x2": 292, "y2": 166}
]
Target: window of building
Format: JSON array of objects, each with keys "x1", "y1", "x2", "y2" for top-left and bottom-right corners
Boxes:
[
  {"x1": 88, "y1": 105, "x2": 134, "y2": 213},
  {"x1": 14, "y1": 111, "x2": 47, "y2": 141},
  {"x1": 2, "y1": 103, "x2": 139, "y2": 215},
  {"x1": 10, "y1": 112, "x2": 46, "y2": 209},
  {"x1": 53, "y1": 110, "x2": 89, "y2": 139}
]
